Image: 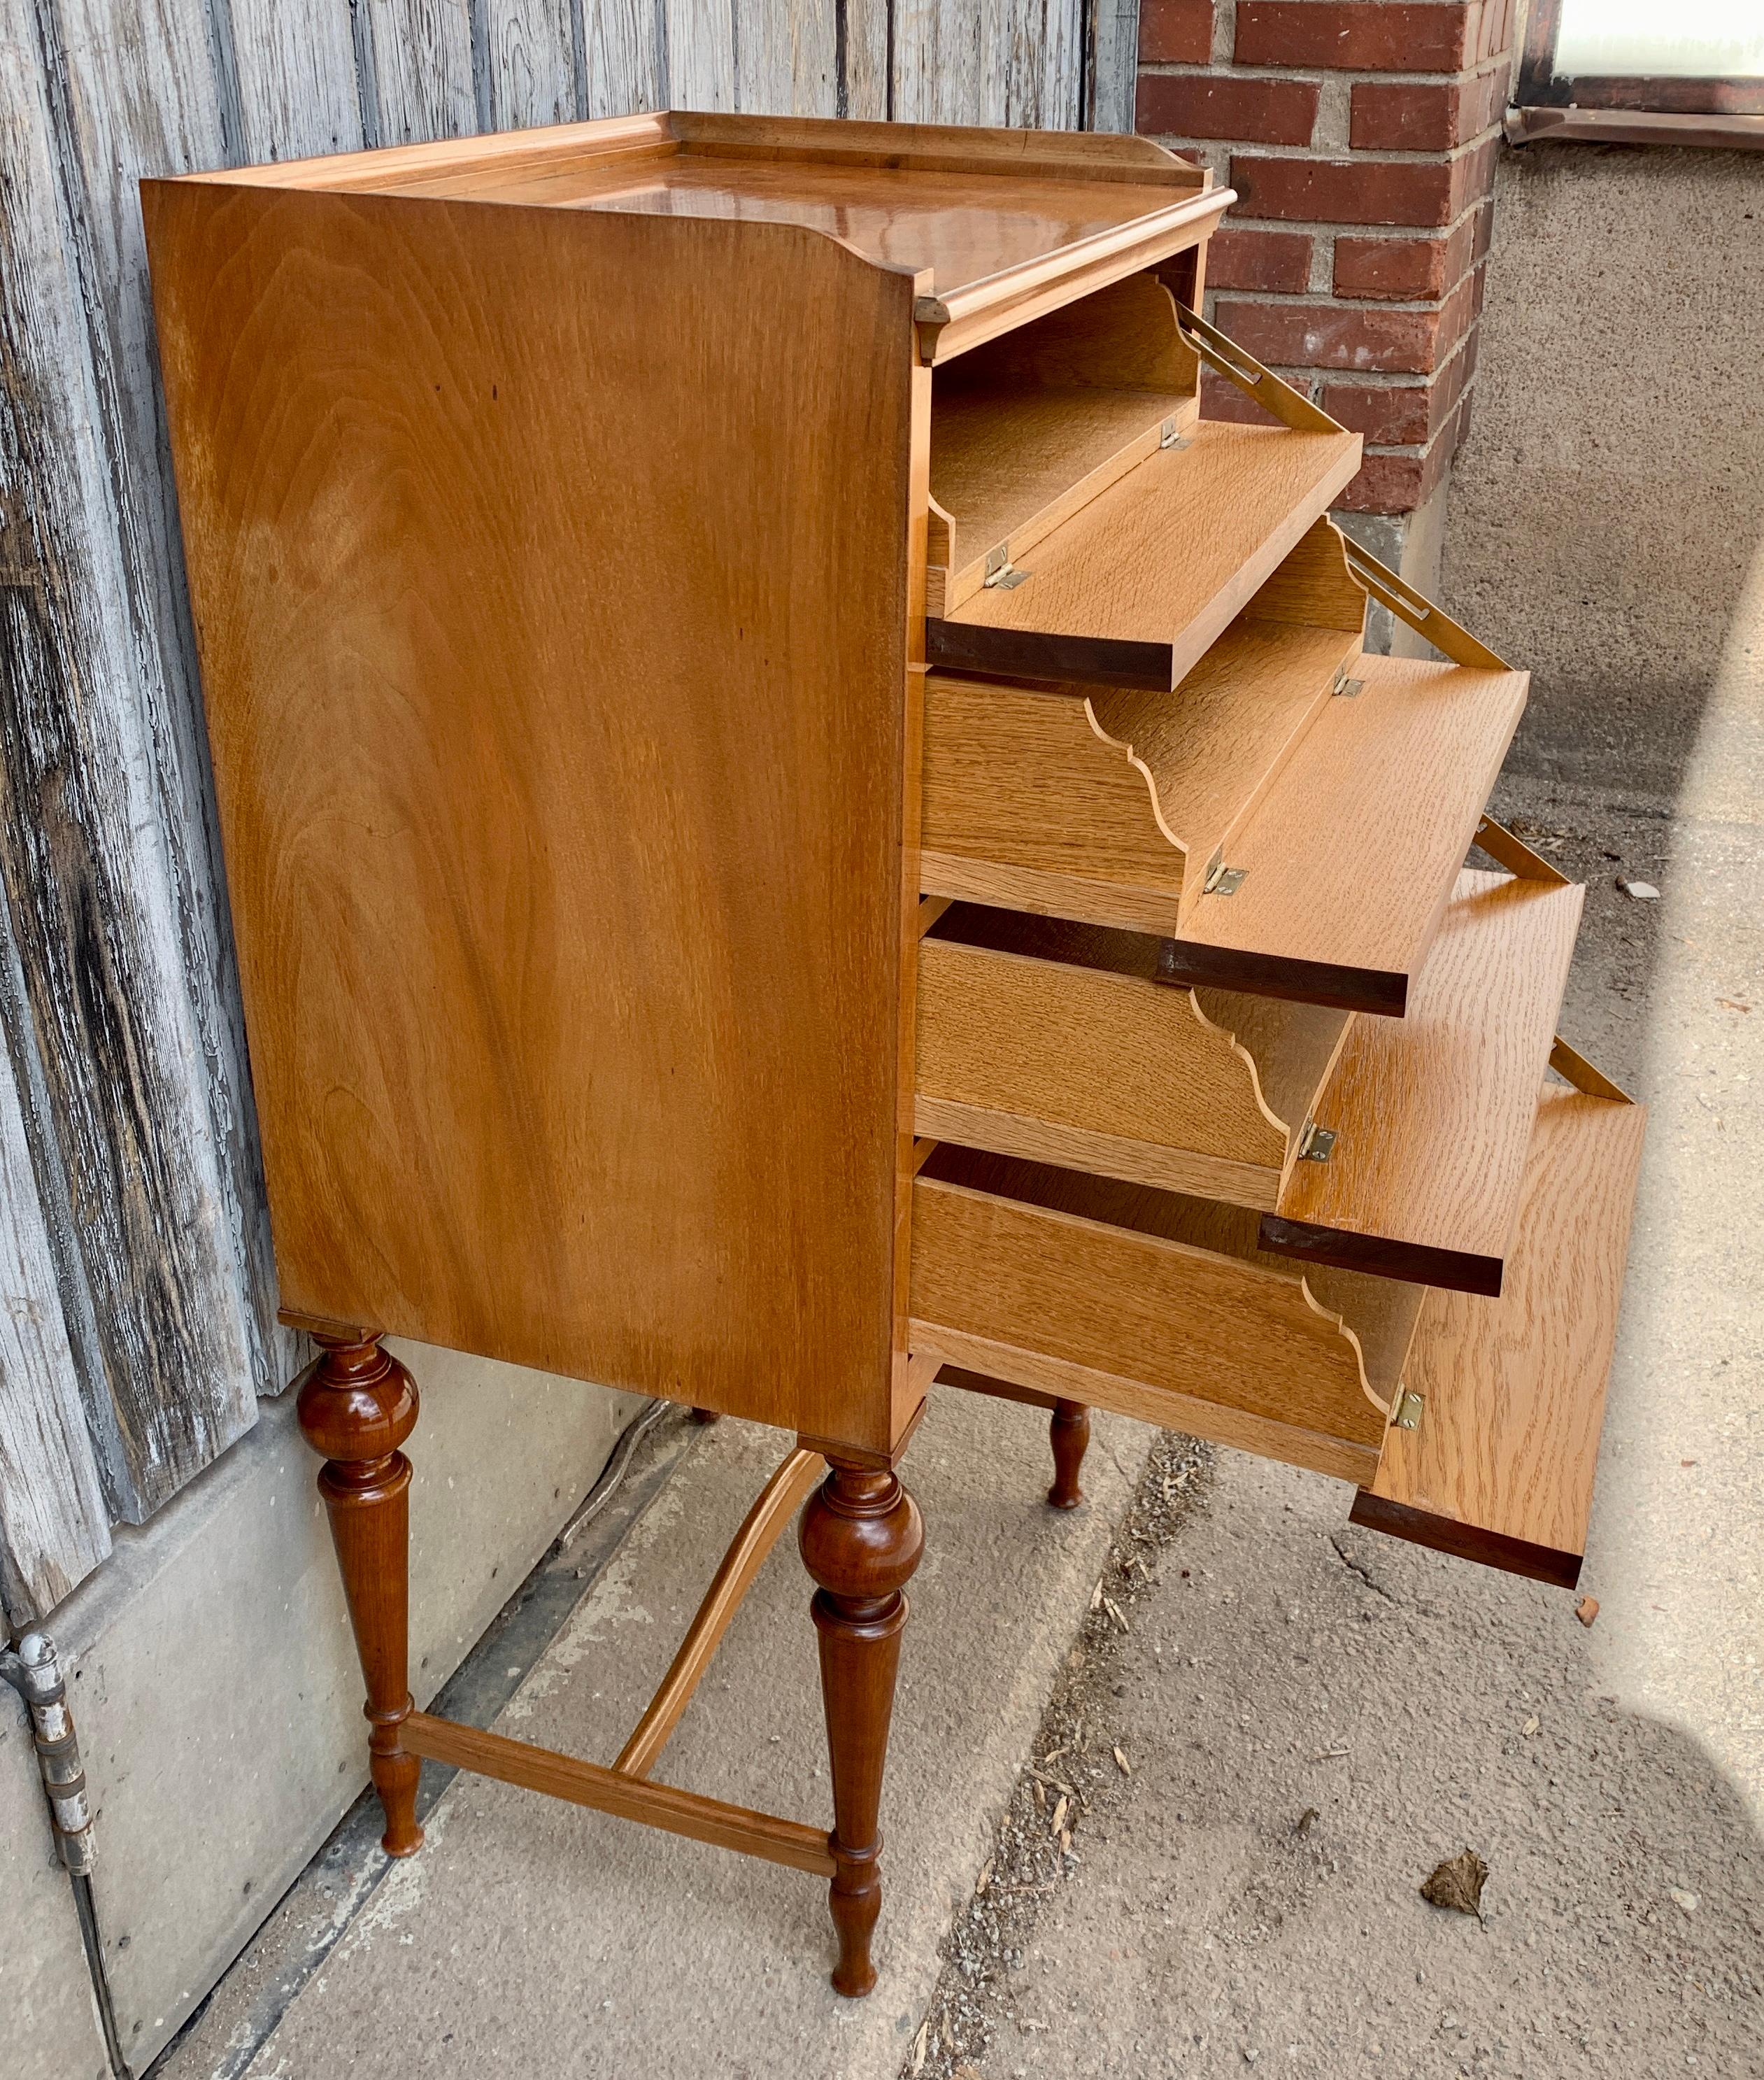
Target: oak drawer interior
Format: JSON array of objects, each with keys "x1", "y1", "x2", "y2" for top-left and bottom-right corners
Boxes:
[
  {"x1": 925, "y1": 418, "x2": 1363, "y2": 691},
  {"x1": 909, "y1": 1145, "x2": 1420, "y2": 1486},
  {"x1": 920, "y1": 518, "x2": 1364, "y2": 938},
  {"x1": 927, "y1": 272, "x2": 1200, "y2": 617},
  {"x1": 916, "y1": 905, "x2": 1349, "y2": 1211}
]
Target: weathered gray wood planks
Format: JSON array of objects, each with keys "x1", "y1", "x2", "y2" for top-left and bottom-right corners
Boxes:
[{"x1": 0, "y1": 0, "x2": 1100, "y2": 1621}]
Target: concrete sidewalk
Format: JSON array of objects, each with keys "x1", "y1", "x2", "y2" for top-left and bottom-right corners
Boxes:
[
  {"x1": 157, "y1": 772, "x2": 1764, "y2": 2080},
  {"x1": 161, "y1": 1394, "x2": 1153, "y2": 2079}
]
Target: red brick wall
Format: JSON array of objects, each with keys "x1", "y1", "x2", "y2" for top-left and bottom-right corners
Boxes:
[{"x1": 1137, "y1": 0, "x2": 1517, "y2": 516}]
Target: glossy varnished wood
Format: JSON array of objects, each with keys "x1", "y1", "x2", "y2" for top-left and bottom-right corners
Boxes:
[
  {"x1": 295, "y1": 1332, "x2": 422, "y2": 1857},
  {"x1": 1264, "y1": 870, "x2": 1584, "y2": 1294},
  {"x1": 1359, "y1": 1084, "x2": 1646, "y2": 1579},
  {"x1": 616, "y1": 1445, "x2": 826, "y2": 1778},
  {"x1": 799, "y1": 1460, "x2": 925, "y2": 1996},
  {"x1": 401, "y1": 1711, "x2": 837, "y2": 1875},
  {"x1": 145, "y1": 176, "x2": 916, "y2": 1452},
  {"x1": 192, "y1": 113, "x2": 1220, "y2": 353},
  {"x1": 928, "y1": 422, "x2": 1363, "y2": 690}
]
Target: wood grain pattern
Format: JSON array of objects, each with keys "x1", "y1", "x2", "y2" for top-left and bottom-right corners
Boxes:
[
  {"x1": 1367, "y1": 1086, "x2": 1646, "y2": 1567},
  {"x1": 146, "y1": 182, "x2": 916, "y2": 1452},
  {"x1": 919, "y1": 676, "x2": 1184, "y2": 926},
  {"x1": 403, "y1": 1710, "x2": 838, "y2": 1874},
  {"x1": 887, "y1": 7, "x2": 1088, "y2": 129},
  {"x1": 229, "y1": 0, "x2": 366, "y2": 162},
  {"x1": 735, "y1": 0, "x2": 840, "y2": 115},
  {"x1": 663, "y1": 0, "x2": 738, "y2": 111},
  {"x1": 1, "y1": 9, "x2": 269, "y2": 1533},
  {"x1": 916, "y1": 933, "x2": 1286, "y2": 1173},
  {"x1": 930, "y1": 271, "x2": 1198, "y2": 606},
  {"x1": 931, "y1": 388, "x2": 1197, "y2": 611},
  {"x1": 1191, "y1": 986, "x2": 1352, "y2": 1167},
  {"x1": 1090, "y1": 602, "x2": 1363, "y2": 889},
  {"x1": 1267, "y1": 872, "x2": 1584, "y2": 1295},
  {"x1": 909, "y1": 1169, "x2": 1388, "y2": 1460},
  {"x1": 615, "y1": 1445, "x2": 826, "y2": 1776},
  {"x1": 934, "y1": 423, "x2": 1362, "y2": 690},
  {"x1": 484, "y1": 0, "x2": 581, "y2": 128},
  {"x1": 0, "y1": 996, "x2": 111, "y2": 1619},
  {"x1": 1346, "y1": 1491, "x2": 1584, "y2": 1591},
  {"x1": 356, "y1": 142, "x2": 1207, "y2": 291},
  {"x1": 360, "y1": 0, "x2": 478, "y2": 143},
  {"x1": 582, "y1": 0, "x2": 665, "y2": 118},
  {"x1": 916, "y1": 1324, "x2": 1380, "y2": 1486},
  {"x1": 1168, "y1": 656, "x2": 1530, "y2": 1011},
  {"x1": 918, "y1": 528, "x2": 1363, "y2": 936}
]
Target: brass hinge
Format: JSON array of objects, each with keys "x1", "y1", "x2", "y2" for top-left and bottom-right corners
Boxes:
[
  {"x1": 1202, "y1": 859, "x2": 1246, "y2": 896},
  {"x1": 1390, "y1": 1389, "x2": 1424, "y2": 1432},
  {"x1": 983, "y1": 543, "x2": 1030, "y2": 590},
  {"x1": 1295, "y1": 1122, "x2": 1336, "y2": 1162}
]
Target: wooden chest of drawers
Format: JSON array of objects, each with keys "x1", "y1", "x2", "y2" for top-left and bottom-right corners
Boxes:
[{"x1": 144, "y1": 111, "x2": 1643, "y2": 1998}]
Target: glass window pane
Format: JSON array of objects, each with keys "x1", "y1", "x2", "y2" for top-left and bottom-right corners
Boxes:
[{"x1": 1556, "y1": 0, "x2": 1764, "y2": 78}]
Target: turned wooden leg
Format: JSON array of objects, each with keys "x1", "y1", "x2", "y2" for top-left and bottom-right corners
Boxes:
[
  {"x1": 798, "y1": 1458, "x2": 923, "y2": 1997},
  {"x1": 296, "y1": 1331, "x2": 423, "y2": 1857},
  {"x1": 1048, "y1": 1399, "x2": 1090, "y2": 1510}
]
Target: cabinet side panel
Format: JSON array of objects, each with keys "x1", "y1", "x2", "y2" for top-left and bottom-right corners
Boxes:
[{"x1": 144, "y1": 184, "x2": 913, "y2": 1450}]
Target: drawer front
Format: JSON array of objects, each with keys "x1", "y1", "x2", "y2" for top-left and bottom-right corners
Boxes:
[{"x1": 909, "y1": 1173, "x2": 1389, "y2": 1485}]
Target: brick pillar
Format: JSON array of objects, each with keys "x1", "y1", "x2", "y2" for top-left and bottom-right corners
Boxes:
[{"x1": 1137, "y1": 0, "x2": 1516, "y2": 633}]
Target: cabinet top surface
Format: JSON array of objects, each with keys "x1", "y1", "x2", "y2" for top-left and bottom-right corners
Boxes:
[{"x1": 175, "y1": 111, "x2": 1217, "y2": 304}]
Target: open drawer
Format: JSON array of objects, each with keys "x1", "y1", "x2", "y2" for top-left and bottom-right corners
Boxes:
[
  {"x1": 909, "y1": 1146, "x2": 1424, "y2": 1487},
  {"x1": 921, "y1": 530, "x2": 1528, "y2": 1011},
  {"x1": 925, "y1": 416, "x2": 1362, "y2": 691},
  {"x1": 1349, "y1": 1082, "x2": 1646, "y2": 1586},
  {"x1": 917, "y1": 867, "x2": 1581, "y2": 1300},
  {"x1": 927, "y1": 272, "x2": 1202, "y2": 618},
  {"x1": 916, "y1": 904, "x2": 1351, "y2": 1210},
  {"x1": 1258, "y1": 868, "x2": 1582, "y2": 1296}
]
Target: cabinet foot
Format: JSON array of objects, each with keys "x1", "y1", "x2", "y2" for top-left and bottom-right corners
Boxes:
[
  {"x1": 297, "y1": 1331, "x2": 423, "y2": 1858},
  {"x1": 798, "y1": 1458, "x2": 923, "y2": 1995},
  {"x1": 1048, "y1": 1399, "x2": 1090, "y2": 1510}
]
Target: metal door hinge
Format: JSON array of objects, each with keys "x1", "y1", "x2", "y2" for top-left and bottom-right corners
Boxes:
[
  {"x1": 1202, "y1": 860, "x2": 1246, "y2": 896},
  {"x1": 1391, "y1": 1389, "x2": 1424, "y2": 1431},
  {"x1": 1333, "y1": 670, "x2": 1365, "y2": 698},
  {"x1": 3, "y1": 1634, "x2": 126, "y2": 2074},
  {"x1": 1295, "y1": 1122, "x2": 1336, "y2": 1162},
  {"x1": 983, "y1": 544, "x2": 1030, "y2": 590},
  {"x1": 1160, "y1": 416, "x2": 1191, "y2": 451}
]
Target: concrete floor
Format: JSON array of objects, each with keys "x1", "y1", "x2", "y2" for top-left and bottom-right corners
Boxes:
[{"x1": 155, "y1": 739, "x2": 1764, "y2": 2079}]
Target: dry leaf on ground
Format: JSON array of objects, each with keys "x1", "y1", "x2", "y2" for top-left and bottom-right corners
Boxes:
[{"x1": 1421, "y1": 1849, "x2": 1488, "y2": 1916}]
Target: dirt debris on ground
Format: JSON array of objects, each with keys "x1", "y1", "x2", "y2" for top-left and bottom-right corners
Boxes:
[
  {"x1": 903, "y1": 1431, "x2": 1214, "y2": 2080},
  {"x1": 901, "y1": 1425, "x2": 1764, "y2": 2080}
]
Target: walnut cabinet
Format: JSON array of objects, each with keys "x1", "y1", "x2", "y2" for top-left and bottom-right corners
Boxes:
[{"x1": 144, "y1": 111, "x2": 1643, "y2": 1997}]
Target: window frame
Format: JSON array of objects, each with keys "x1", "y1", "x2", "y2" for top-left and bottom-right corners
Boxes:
[{"x1": 1509, "y1": 0, "x2": 1764, "y2": 148}]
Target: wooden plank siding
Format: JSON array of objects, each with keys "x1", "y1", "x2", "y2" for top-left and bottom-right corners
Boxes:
[{"x1": 0, "y1": 0, "x2": 1101, "y2": 1622}]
